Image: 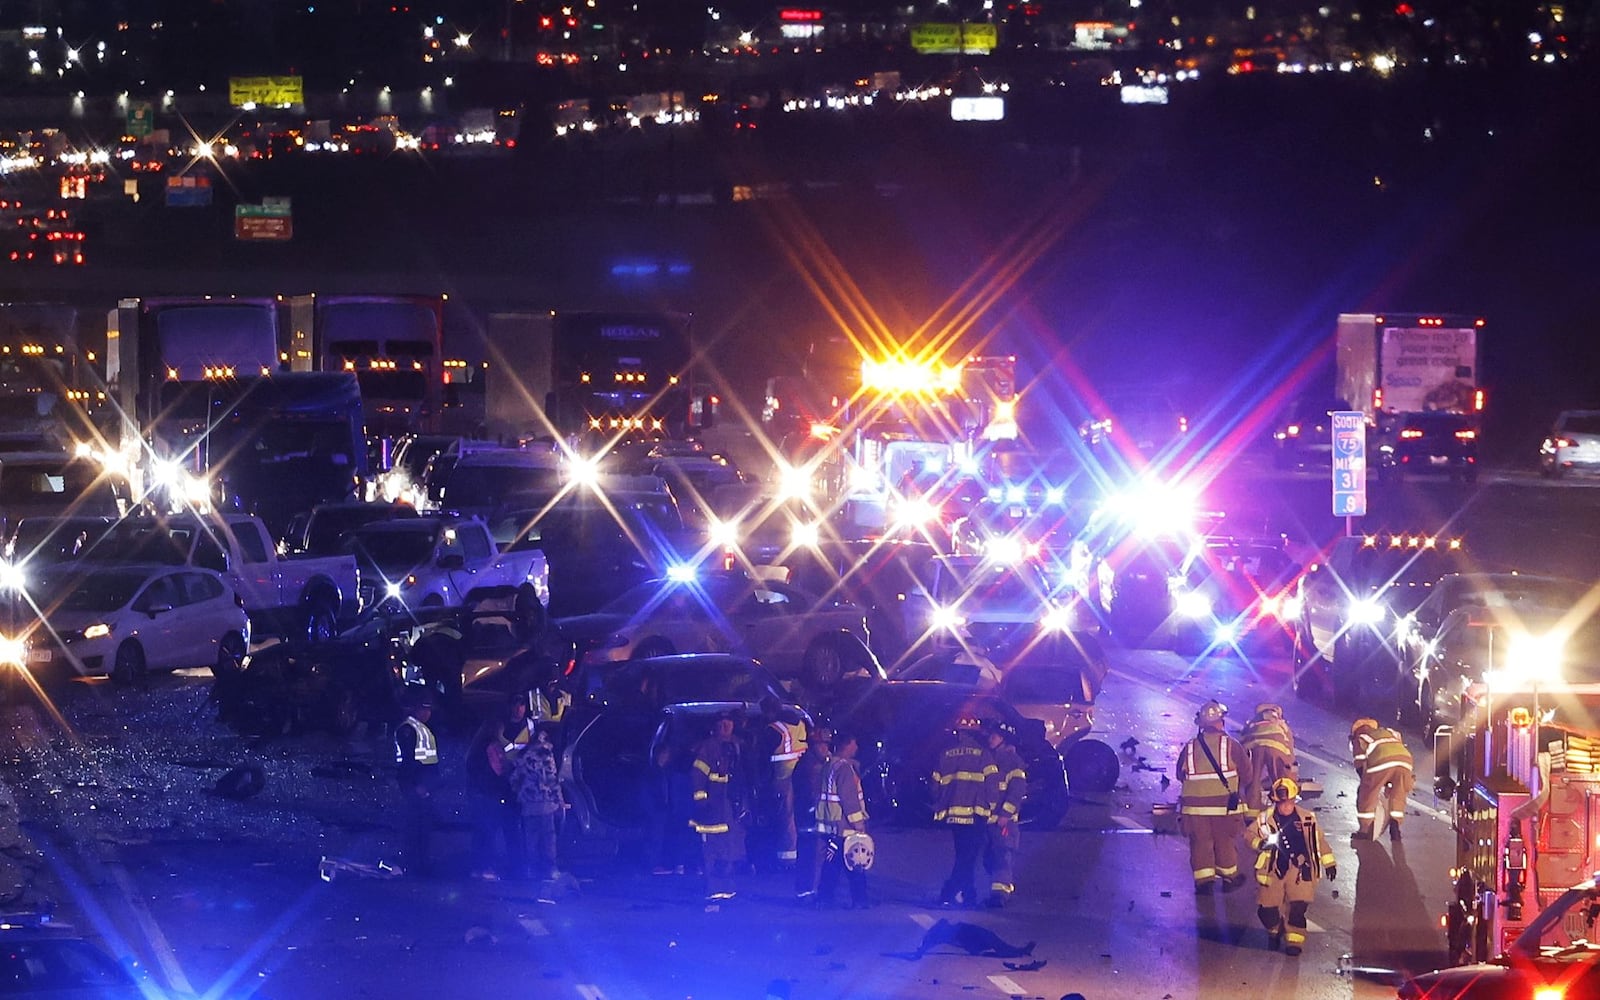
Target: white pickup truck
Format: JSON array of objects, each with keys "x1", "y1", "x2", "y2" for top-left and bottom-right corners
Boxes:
[
  {"x1": 340, "y1": 514, "x2": 550, "y2": 632},
  {"x1": 95, "y1": 512, "x2": 362, "y2": 642}
]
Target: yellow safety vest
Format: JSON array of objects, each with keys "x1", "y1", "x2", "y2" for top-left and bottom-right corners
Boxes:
[
  {"x1": 395, "y1": 717, "x2": 438, "y2": 765},
  {"x1": 769, "y1": 720, "x2": 808, "y2": 779}
]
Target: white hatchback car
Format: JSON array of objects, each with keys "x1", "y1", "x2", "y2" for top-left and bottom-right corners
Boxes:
[
  {"x1": 24, "y1": 563, "x2": 250, "y2": 685},
  {"x1": 1541, "y1": 410, "x2": 1600, "y2": 478}
]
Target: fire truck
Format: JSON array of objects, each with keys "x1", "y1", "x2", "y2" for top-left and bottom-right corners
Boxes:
[{"x1": 1434, "y1": 677, "x2": 1600, "y2": 966}]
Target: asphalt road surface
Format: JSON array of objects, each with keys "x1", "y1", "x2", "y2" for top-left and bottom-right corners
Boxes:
[{"x1": 1, "y1": 463, "x2": 1597, "y2": 1000}]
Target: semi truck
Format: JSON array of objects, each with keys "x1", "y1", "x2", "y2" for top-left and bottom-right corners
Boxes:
[
  {"x1": 481, "y1": 309, "x2": 711, "y2": 446},
  {"x1": 104, "y1": 296, "x2": 367, "y2": 535},
  {"x1": 285, "y1": 292, "x2": 445, "y2": 450},
  {"x1": 1335, "y1": 313, "x2": 1486, "y2": 425}
]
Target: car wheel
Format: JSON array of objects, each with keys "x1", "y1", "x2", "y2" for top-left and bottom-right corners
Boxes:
[
  {"x1": 801, "y1": 636, "x2": 845, "y2": 690},
  {"x1": 1062, "y1": 737, "x2": 1119, "y2": 798},
  {"x1": 214, "y1": 633, "x2": 247, "y2": 680},
  {"x1": 632, "y1": 638, "x2": 675, "y2": 661},
  {"x1": 111, "y1": 641, "x2": 147, "y2": 687},
  {"x1": 305, "y1": 600, "x2": 337, "y2": 645}
]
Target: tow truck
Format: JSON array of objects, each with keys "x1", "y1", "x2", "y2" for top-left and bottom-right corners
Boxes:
[{"x1": 1432, "y1": 675, "x2": 1600, "y2": 970}]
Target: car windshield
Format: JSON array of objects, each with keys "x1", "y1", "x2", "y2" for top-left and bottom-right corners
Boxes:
[
  {"x1": 1002, "y1": 664, "x2": 1093, "y2": 705},
  {"x1": 900, "y1": 653, "x2": 988, "y2": 686},
  {"x1": 10, "y1": 520, "x2": 107, "y2": 563},
  {"x1": 443, "y1": 465, "x2": 560, "y2": 506},
  {"x1": 608, "y1": 662, "x2": 777, "y2": 705},
  {"x1": 50, "y1": 571, "x2": 148, "y2": 612},
  {"x1": 936, "y1": 565, "x2": 1047, "y2": 606},
  {"x1": 341, "y1": 527, "x2": 437, "y2": 575},
  {"x1": 1561, "y1": 414, "x2": 1600, "y2": 436},
  {"x1": 307, "y1": 506, "x2": 413, "y2": 553}
]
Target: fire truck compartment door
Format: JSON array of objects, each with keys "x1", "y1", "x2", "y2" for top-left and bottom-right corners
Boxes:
[{"x1": 1534, "y1": 781, "x2": 1597, "y2": 890}]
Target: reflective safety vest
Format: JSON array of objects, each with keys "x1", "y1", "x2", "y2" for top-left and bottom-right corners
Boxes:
[
  {"x1": 769, "y1": 720, "x2": 808, "y2": 780},
  {"x1": 1177, "y1": 730, "x2": 1246, "y2": 816},
  {"x1": 817, "y1": 756, "x2": 868, "y2": 835},
  {"x1": 1241, "y1": 718, "x2": 1294, "y2": 760},
  {"x1": 1363, "y1": 729, "x2": 1414, "y2": 777},
  {"x1": 395, "y1": 717, "x2": 439, "y2": 765},
  {"x1": 932, "y1": 739, "x2": 999, "y2": 825}
]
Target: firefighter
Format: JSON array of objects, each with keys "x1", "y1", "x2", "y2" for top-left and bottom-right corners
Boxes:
[
  {"x1": 691, "y1": 712, "x2": 749, "y2": 903},
  {"x1": 816, "y1": 731, "x2": 870, "y2": 908},
  {"x1": 1239, "y1": 702, "x2": 1296, "y2": 810},
  {"x1": 1350, "y1": 718, "x2": 1414, "y2": 842},
  {"x1": 1252, "y1": 777, "x2": 1336, "y2": 956},
  {"x1": 758, "y1": 696, "x2": 808, "y2": 870},
  {"x1": 983, "y1": 718, "x2": 1028, "y2": 909},
  {"x1": 393, "y1": 686, "x2": 441, "y2": 877},
  {"x1": 1176, "y1": 699, "x2": 1250, "y2": 892},
  {"x1": 932, "y1": 716, "x2": 1000, "y2": 908},
  {"x1": 793, "y1": 726, "x2": 833, "y2": 903}
]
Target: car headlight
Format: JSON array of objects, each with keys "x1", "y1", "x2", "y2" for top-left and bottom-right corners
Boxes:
[
  {"x1": 709, "y1": 519, "x2": 740, "y2": 549},
  {"x1": 893, "y1": 497, "x2": 937, "y2": 529},
  {"x1": 0, "y1": 634, "x2": 24, "y2": 667},
  {"x1": 385, "y1": 581, "x2": 404, "y2": 600},
  {"x1": 1213, "y1": 621, "x2": 1239, "y2": 643},
  {"x1": 791, "y1": 521, "x2": 820, "y2": 548},
  {"x1": 1175, "y1": 591, "x2": 1213, "y2": 619},
  {"x1": 1348, "y1": 598, "x2": 1386, "y2": 626},
  {"x1": 666, "y1": 563, "x2": 697, "y2": 583},
  {"x1": 778, "y1": 464, "x2": 814, "y2": 501},
  {"x1": 930, "y1": 606, "x2": 966, "y2": 631},
  {"x1": 1041, "y1": 606, "x2": 1074, "y2": 632},
  {"x1": 985, "y1": 537, "x2": 1026, "y2": 565},
  {"x1": 83, "y1": 623, "x2": 112, "y2": 640}
]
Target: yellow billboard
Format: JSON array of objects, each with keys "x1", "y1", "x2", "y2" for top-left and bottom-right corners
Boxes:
[
  {"x1": 228, "y1": 76, "x2": 304, "y2": 107},
  {"x1": 910, "y1": 23, "x2": 997, "y2": 54}
]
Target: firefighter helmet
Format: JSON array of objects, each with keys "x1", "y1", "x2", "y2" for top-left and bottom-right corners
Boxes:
[
  {"x1": 1195, "y1": 700, "x2": 1228, "y2": 727},
  {"x1": 984, "y1": 717, "x2": 1018, "y2": 743},
  {"x1": 1270, "y1": 777, "x2": 1300, "y2": 802},
  {"x1": 842, "y1": 831, "x2": 876, "y2": 872},
  {"x1": 1350, "y1": 717, "x2": 1380, "y2": 736},
  {"x1": 1254, "y1": 703, "x2": 1284, "y2": 721}
]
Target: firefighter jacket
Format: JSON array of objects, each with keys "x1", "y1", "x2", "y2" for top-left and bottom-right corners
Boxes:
[
  {"x1": 1176, "y1": 729, "x2": 1248, "y2": 816},
  {"x1": 793, "y1": 745, "x2": 832, "y2": 834},
  {"x1": 991, "y1": 744, "x2": 1028, "y2": 823},
  {"x1": 1252, "y1": 805, "x2": 1334, "y2": 884},
  {"x1": 1361, "y1": 728, "x2": 1414, "y2": 780},
  {"x1": 1240, "y1": 717, "x2": 1294, "y2": 760},
  {"x1": 766, "y1": 719, "x2": 808, "y2": 781},
  {"x1": 932, "y1": 735, "x2": 999, "y2": 825},
  {"x1": 817, "y1": 756, "x2": 868, "y2": 835},
  {"x1": 690, "y1": 735, "x2": 746, "y2": 835}
]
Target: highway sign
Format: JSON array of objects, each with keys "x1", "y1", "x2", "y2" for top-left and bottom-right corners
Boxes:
[{"x1": 1331, "y1": 410, "x2": 1367, "y2": 517}]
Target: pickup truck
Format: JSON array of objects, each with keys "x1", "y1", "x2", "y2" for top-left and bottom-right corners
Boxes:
[
  {"x1": 339, "y1": 514, "x2": 550, "y2": 634},
  {"x1": 94, "y1": 512, "x2": 362, "y2": 642}
]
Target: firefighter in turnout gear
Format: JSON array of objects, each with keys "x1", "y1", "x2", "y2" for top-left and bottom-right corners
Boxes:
[
  {"x1": 1239, "y1": 702, "x2": 1297, "y2": 810},
  {"x1": 691, "y1": 713, "x2": 749, "y2": 903},
  {"x1": 1177, "y1": 699, "x2": 1250, "y2": 892},
  {"x1": 933, "y1": 716, "x2": 1000, "y2": 908},
  {"x1": 1349, "y1": 718, "x2": 1414, "y2": 842},
  {"x1": 983, "y1": 718, "x2": 1027, "y2": 908},
  {"x1": 1252, "y1": 777, "x2": 1336, "y2": 956},
  {"x1": 816, "y1": 731, "x2": 870, "y2": 908},
  {"x1": 793, "y1": 727, "x2": 834, "y2": 902},
  {"x1": 759, "y1": 697, "x2": 808, "y2": 869}
]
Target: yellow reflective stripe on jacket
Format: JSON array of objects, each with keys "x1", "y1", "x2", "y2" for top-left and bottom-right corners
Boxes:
[{"x1": 395, "y1": 718, "x2": 438, "y2": 765}]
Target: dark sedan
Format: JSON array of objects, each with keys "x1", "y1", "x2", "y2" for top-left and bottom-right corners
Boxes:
[
  {"x1": 826, "y1": 679, "x2": 1069, "y2": 829},
  {"x1": 560, "y1": 654, "x2": 804, "y2": 836},
  {"x1": 1376, "y1": 411, "x2": 1480, "y2": 483}
]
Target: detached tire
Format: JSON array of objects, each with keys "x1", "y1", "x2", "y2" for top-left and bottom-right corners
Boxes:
[{"x1": 1062, "y1": 738, "x2": 1119, "y2": 797}]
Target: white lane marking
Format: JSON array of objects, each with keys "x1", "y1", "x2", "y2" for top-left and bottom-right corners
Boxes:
[
  {"x1": 988, "y1": 974, "x2": 1027, "y2": 995},
  {"x1": 910, "y1": 912, "x2": 936, "y2": 929},
  {"x1": 1109, "y1": 664, "x2": 1450, "y2": 824},
  {"x1": 576, "y1": 986, "x2": 608, "y2": 1000},
  {"x1": 519, "y1": 916, "x2": 550, "y2": 937},
  {"x1": 1113, "y1": 815, "x2": 1145, "y2": 829}
]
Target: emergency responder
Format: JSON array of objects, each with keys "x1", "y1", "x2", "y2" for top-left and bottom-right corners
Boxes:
[
  {"x1": 933, "y1": 716, "x2": 1000, "y2": 908},
  {"x1": 1176, "y1": 699, "x2": 1250, "y2": 892},
  {"x1": 394, "y1": 686, "x2": 441, "y2": 877},
  {"x1": 758, "y1": 696, "x2": 808, "y2": 870},
  {"x1": 1350, "y1": 718, "x2": 1414, "y2": 842},
  {"x1": 983, "y1": 718, "x2": 1027, "y2": 908},
  {"x1": 1252, "y1": 777, "x2": 1336, "y2": 956},
  {"x1": 793, "y1": 726, "x2": 833, "y2": 903},
  {"x1": 691, "y1": 712, "x2": 749, "y2": 903},
  {"x1": 1239, "y1": 702, "x2": 1296, "y2": 810},
  {"x1": 816, "y1": 731, "x2": 870, "y2": 908}
]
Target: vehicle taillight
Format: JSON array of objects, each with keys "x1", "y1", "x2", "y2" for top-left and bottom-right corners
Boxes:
[
  {"x1": 1373, "y1": 388, "x2": 1384, "y2": 410},
  {"x1": 1400, "y1": 428, "x2": 1423, "y2": 439},
  {"x1": 1285, "y1": 423, "x2": 1301, "y2": 437},
  {"x1": 1473, "y1": 388, "x2": 1485, "y2": 411},
  {"x1": 1454, "y1": 429, "x2": 1476, "y2": 440},
  {"x1": 1554, "y1": 437, "x2": 1573, "y2": 448}
]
